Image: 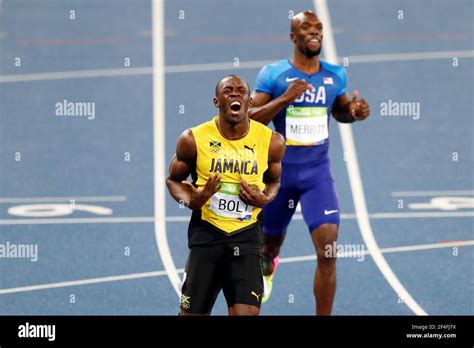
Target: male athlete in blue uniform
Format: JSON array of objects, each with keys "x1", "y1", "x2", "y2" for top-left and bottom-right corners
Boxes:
[{"x1": 249, "y1": 11, "x2": 370, "y2": 315}]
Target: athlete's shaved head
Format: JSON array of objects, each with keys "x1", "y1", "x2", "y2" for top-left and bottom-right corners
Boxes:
[
  {"x1": 291, "y1": 11, "x2": 318, "y2": 32},
  {"x1": 215, "y1": 75, "x2": 250, "y2": 97},
  {"x1": 290, "y1": 10, "x2": 323, "y2": 58}
]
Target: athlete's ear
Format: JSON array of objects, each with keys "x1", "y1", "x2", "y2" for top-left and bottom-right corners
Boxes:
[
  {"x1": 213, "y1": 97, "x2": 219, "y2": 108},
  {"x1": 290, "y1": 32, "x2": 296, "y2": 43}
]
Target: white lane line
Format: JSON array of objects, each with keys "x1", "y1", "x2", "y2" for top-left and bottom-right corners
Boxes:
[
  {"x1": 1, "y1": 50, "x2": 472, "y2": 83},
  {"x1": 379, "y1": 240, "x2": 474, "y2": 254},
  {"x1": 296, "y1": 211, "x2": 474, "y2": 220},
  {"x1": 280, "y1": 240, "x2": 474, "y2": 263},
  {"x1": 0, "y1": 270, "x2": 176, "y2": 295},
  {"x1": 0, "y1": 240, "x2": 471, "y2": 295},
  {"x1": 0, "y1": 217, "x2": 155, "y2": 225},
  {"x1": 165, "y1": 59, "x2": 275, "y2": 73},
  {"x1": 392, "y1": 190, "x2": 474, "y2": 197},
  {"x1": 0, "y1": 211, "x2": 472, "y2": 225},
  {"x1": 315, "y1": 0, "x2": 427, "y2": 315},
  {"x1": 0, "y1": 66, "x2": 152, "y2": 83},
  {"x1": 349, "y1": 211, "x2": 474, "y2": 219},
  {"x1": 166, "y1": 50, "x2": 474, "y2": 73},
  {"x1": 345, "y1": 50, "x2": 474, "y2": 64},
  {"x1": 0, "y1": 196, "x2": 127, "y2": 203},
  {"x1": 152, "y1": 0, "x2": 181, "y2": 298}
]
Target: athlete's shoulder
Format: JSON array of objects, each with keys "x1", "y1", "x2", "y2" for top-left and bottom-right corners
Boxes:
[
  {"x1": 261, "y1": 59, "x2": 293, "y2": 79},
  {"x1": 269, "y1": 131, "x2": 286, "y2": 161},
  {"x1": 263, "y1": 59, "x2": 292, "y2": 72},
  {"x1": 320, "y1": 60, "x2": 347, "y2": 96},
  {"x1": 320, "y1": 60, "x2": 346, "y2": 80},
  {"x1": 250, "y1": 118, "x2": 273, "y2": 136},
  {"x1": 255, "y1": 60, "x2": 292, "y2": 94},
  {"x1": 176, "y1": 128, "x2": 197, "y2": 161},
  {"x1": 192, "y1": 116, "x2": 217, "y2": 133}
]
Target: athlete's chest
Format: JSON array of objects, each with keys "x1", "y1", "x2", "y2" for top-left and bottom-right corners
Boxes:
[
  {"x1": 197, "y1": 133, "x2": 267, "y2": 177},
  {"x1": 206, "y1": 143, "x2": 260, "y2": 175},
  {"x1": 274, "y1": 72, "x2": 340, "y2": 107},
  {"x1": 272, "y1": 72, "x2": 341, "y2": 146}
]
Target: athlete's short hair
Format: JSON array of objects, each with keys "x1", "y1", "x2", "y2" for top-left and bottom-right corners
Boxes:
[
  {"x1": 291, "y1": 10, "x2": 318, "y2": 32},
  {"x1": 215, "y1": 75, "x2": 250, "y2": 97}
]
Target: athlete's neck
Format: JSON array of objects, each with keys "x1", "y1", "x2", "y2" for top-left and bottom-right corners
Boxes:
[
  {"x1": 215, "y1": 116, "x2": 250, "y2": 140},
  {"x1": 290, "y1": 49, "x2": 320, "y2": 75}
]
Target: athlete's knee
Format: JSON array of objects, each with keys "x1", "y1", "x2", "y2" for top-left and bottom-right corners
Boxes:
[
  {"x1": 313, "y1": 222, "x2": 338, "y2": 237},
  {"x1": 317, "y1": 251, "x2": 337, "y2": 270},
  {"x1": 230, "y1": 304, "x2": 260, "y2": 316},
  {"x1": 312, "y1": 223, "x2": 338, "y2": 245},
  {"x1": 312, "y1": 223, "x2": 338, "y2": 268},
  {"x1": 317, "y1": 248, "x2": 337, "y2": 270}
]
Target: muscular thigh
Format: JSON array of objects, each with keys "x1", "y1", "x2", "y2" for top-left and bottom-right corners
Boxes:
[
  {"x1": 221, "y1": 242, "x2": 264, "y2": 309},
  {"x1": 300, "y1": 178, "x2": 340, "y2": 233},
  {"x1": 180, "y1": 245, "x2": 224, "y2": 314},
  {"x1": 262, "y1": 186, "x2": 300, "y2": 236}
]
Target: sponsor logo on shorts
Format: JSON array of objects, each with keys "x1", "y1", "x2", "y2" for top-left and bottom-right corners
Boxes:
[
  {"x1": 324, "y1": 209, "x2": 338, "y2": 215},
  {"x1": 180, "y1": 294, "x2": 191, "y2": 309},
  {"x1": 251, "y1": 291, "x2": 261, "y2": 301}
]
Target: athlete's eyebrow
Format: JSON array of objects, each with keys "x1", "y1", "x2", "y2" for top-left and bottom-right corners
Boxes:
[
  {"x1": 223, "y1": 84, "x2": 246, "y2": 91},
  {"x1": 301, "y1": 20, "x2": 322, "y2": 27}
]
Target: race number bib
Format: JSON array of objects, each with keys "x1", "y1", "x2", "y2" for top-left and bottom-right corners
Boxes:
[
  {"x1": 209, "y1": 182, "x2": 253, "y2": 220},
  {"x1": 285, "y1": 106, "x2": 328, "y2": 146}
]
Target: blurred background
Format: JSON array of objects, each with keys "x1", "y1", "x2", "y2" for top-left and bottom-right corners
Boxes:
[{"x1": 0, "y1": 0, "x2": 472, "y2": 315}]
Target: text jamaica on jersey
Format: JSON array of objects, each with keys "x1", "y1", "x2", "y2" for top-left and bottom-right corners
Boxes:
[
  {"x1": 208, "y1": 139, "x2": 259, "y2": 175},
  {"x1": 209, "y1": 157, "x2": 258, "y2": 175}
]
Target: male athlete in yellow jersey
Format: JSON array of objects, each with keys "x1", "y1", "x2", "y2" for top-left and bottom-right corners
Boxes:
[{"x1": 166, "y1": 75, "x2": 286, "y2": 315}]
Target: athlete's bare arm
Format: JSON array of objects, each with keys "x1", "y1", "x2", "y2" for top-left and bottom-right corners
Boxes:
[
  {"x1": 248, "y1": 80, "x2": 313, "y2": 125},
  {"x1": 166, "y1": 129, "x2": 221, "y2": 210},
  {"x1": 332, "y1": 90, "x2": 370, "y2": 123},
  {"x1": 239, "y1": 132, "x2": 286, "y2": 208}
]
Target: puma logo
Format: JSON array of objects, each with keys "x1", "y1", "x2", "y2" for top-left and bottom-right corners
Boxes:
[
  {"x1": 251, "y1": 291, "x2": 261, "y2": 301},
  {"x1": 244, "y1": 144, "x2": 256, "y2": 154}
]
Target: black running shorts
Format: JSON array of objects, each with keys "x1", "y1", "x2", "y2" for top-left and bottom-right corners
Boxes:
[{"x1": 180, "y1": 240, "x2": 263, "y2": 314}]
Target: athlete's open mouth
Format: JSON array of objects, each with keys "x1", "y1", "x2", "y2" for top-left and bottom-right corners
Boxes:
[{"x1": 230, "y1": 101, "x2": 242, "y2": 112}]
